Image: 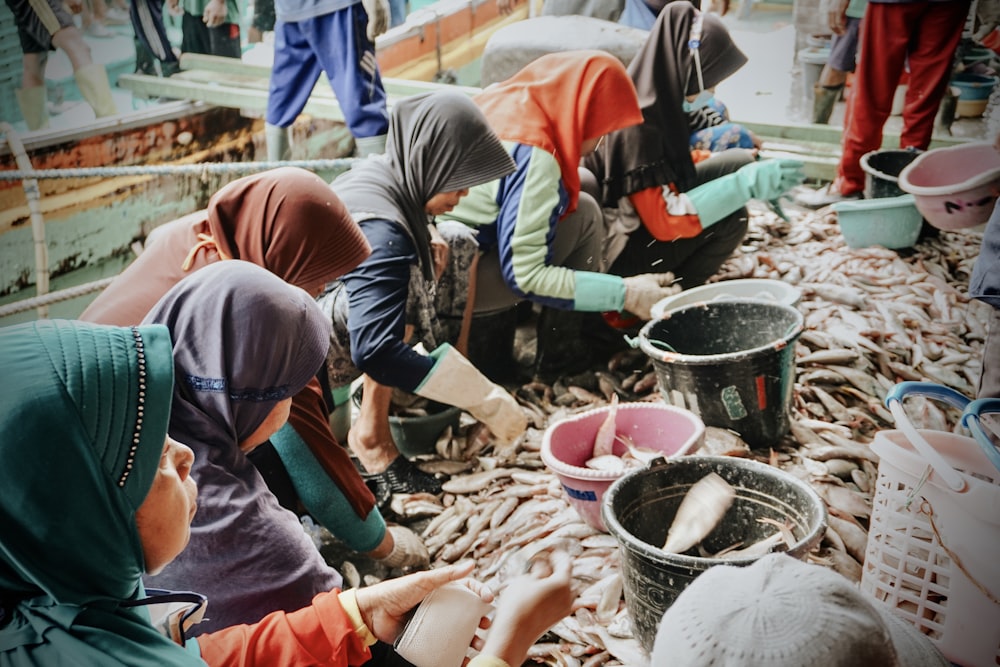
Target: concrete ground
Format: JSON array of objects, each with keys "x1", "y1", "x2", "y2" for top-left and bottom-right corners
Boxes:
[{"x1": 714, "y1": 5, "x2": 994, "y2": 144}]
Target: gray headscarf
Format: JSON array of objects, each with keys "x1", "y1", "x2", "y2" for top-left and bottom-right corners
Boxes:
[{"x1": 332, "y1": 90, "x2": 516, "y2": 281}]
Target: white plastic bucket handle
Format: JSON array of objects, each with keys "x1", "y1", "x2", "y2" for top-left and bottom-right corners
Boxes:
[{"x1": 886, "y1": 382, "x2": 969, "y2": 492}]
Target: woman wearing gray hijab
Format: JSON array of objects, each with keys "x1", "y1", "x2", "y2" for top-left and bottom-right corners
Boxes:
[{"x1": 270, "y1": 89, "x2": 528, "y2": 508}]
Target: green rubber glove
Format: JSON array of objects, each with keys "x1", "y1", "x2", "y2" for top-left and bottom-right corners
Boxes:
[
  {"x1": 269, "y1": 423, "x2": 387, "y2": 553},
  {"x1": 686, "y1": 159, "x2": 805, "y2": 228}
]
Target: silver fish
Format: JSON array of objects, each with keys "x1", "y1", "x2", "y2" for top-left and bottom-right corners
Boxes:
[{"x1": 662, "y1": 472, "x2": 736, "y2": 554}]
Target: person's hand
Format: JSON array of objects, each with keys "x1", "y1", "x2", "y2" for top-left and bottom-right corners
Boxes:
[
  {"x1": 354, "y1": 561, "x2": 494, "y2": 644},
  {"x1": 496, "y1": 0, "x2": 515, "y2": 15},
  {"x1": 623, "y1": 272, "x2": 681, "y2": 320},
  {"x1": 826, "y1": 0, "x2": 849, "y2": 34},
  {"x1": 478, "y1": 550, "x2": 574, "y2": 666},
  {"x1": 361, "y1": 0, "x2": 390, "y2": 42},
  {"x1": 976, "y1": 0, "x2": 1000, "y2": 52},
  {"x1": 413, "y1": 344, "x2": 528, "y2": 447},
  {"x1": 476, "y1": 384, "x2": 527, "y2": 446},
  {"x1": 704, "y1": 0, "x2": 730, "y2": 15},
  {"x1": 981, "y1": 23, "x2": 1000, "y2": 54},
  {"x1": 737, "y1": 158, "x2": 805, "y2": 202},
  {"x1": 202, "y1": 0, "x2": 226, "y2": 28},
  {"x1": 429, "y1": 224, "x2": 449, "y2": 282}
]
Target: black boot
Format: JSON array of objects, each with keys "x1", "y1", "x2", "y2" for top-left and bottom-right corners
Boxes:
[
  {"x1": 811, "y1": 83, "x2": 842, "y2": 124},
  {"x1": 467, "y1": 306, "x2": 519, "y2": 383},
  {"x1": 356, "y1": 456, "x2": 442, "y2": 512},
  {"x1": 134, "y1": 36, "x2": 156, "y2": 76},
  {"x1": 533, "y1": 307, "x2": 593, "y2": 382}
]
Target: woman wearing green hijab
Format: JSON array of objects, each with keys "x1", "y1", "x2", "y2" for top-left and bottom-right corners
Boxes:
[
  {"x1": 0, "y1": 318, "x2": 194, "y2": 666},
  {"x1": 0, "y1": 319, "x2": 574, "y2": 665}
]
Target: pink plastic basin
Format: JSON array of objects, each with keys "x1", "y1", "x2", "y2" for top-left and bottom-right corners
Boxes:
[
  {"x1": 540, "y1": 402, "x2": 704, "y2": 532},
  {"x1": 899, "y1": 142, "x2": 1000, "y2": 230}
]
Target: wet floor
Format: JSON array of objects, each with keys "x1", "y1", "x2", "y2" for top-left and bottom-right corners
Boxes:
[{"x1": 714, "y1": 5, "x2": 993, "y2": 142}]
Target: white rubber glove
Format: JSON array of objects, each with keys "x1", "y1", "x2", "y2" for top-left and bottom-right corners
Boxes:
[
  {"x1": 361, "y1": 0, "x2": 390, "y2": 42},
  {"x1": 416, "y1": 344, "x2": 527, "y2": 445},
  {"x1": 623, "y1": 272, "x2": 682, "y2": 320}
]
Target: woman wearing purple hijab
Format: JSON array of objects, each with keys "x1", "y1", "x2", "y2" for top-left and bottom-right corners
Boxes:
[{"x1": 140, "y1": 260, "x2": 342, "y2": 634}]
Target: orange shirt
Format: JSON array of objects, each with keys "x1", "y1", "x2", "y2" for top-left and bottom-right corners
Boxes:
[
  {"x1": 626, "y1": 149, "x2": 713, "y2": 242},
  {"x1": 197, "y1": 591, "x2": 373, "y2": 667}
]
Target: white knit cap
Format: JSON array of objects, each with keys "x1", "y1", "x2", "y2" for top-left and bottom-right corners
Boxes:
[{"x1": 650, "y1": 553, "x2": 950, "y2": 667}]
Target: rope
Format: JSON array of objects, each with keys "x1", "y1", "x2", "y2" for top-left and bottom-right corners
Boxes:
[
  {"x1": 0, "y1": 159, "x2": 360, "y2": 181},
  {"x1": 1, "y1": 121, "x2": 50, "y2": 319},
  {"x1": 0, "y1": 158, "x2": 362, "y2": 317},
  {"x1": 0, "y1": 277, "x2": 116, "y2": 318}
]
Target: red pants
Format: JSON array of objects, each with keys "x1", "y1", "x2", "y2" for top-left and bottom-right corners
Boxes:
[{"x1": 835, "y1": 0, "x2": 970, "y2": 195}]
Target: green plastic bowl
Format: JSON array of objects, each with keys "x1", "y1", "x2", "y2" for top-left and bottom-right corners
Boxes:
[
  {"x1": 833, "y1": 194, "x2": 923, "y2": 249},
  {"x1": 353, "y1": 386, "x2": 460, "y2": 458}
]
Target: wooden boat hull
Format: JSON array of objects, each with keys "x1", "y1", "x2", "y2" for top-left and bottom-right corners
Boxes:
[
  {"x1": 0, "y1": 105, "x2": 352, "y2": 300},
  {"x1": 0, "y1": 0, "x2": 526, "y2": 301}
]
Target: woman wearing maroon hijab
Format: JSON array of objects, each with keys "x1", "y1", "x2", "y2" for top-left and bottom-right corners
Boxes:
[
  {"x1": 82, "y1": 167, "x2": 371, "y2": 324},
  {"x1": 80, "y1": 168, "x2": 419, "y2": 570}
]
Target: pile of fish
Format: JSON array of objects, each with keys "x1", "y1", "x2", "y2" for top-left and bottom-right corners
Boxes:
[{"x1": 334, "y1": 203, "x2": 989, "y2": 666}]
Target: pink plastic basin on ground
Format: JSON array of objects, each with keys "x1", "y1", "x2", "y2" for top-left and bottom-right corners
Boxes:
[
  {"x1": 540, "y1": 401, "x2": 704, "y2": 532},
  {"x1": 899, "y1": 142, "x2": 1000, "y2": 230}
]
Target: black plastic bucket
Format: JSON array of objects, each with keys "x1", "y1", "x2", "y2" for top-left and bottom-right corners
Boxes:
[
  {"x1": 860, "y1": 149, "x2": 922, "y2": 199},
  {"x1": 601, "y1": 456, "x2": 828, "y2": 652},
  {"x1": 637, "y1": 300, "x2": 803, "y2": 448}
]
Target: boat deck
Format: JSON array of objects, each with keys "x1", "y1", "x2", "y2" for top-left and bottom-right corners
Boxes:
[
  {"x1": 3, "y1": 1, "x2": 990, "y2": 141},
  {"x1": 0, "y1": 1, "x2": 994, "y2": 320}
]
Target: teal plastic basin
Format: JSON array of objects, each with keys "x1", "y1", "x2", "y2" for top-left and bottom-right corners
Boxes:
[
  {"x1": 951, "y1": 73, "x2": 998, "y2": 101},
  {"x1": 833, "y1": 194, "x2": 923, "y2": 249}
]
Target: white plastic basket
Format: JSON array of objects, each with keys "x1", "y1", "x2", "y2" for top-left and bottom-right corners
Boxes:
[{"x1": 860, "y1": 383, "x2": 1000, "y2": 667}]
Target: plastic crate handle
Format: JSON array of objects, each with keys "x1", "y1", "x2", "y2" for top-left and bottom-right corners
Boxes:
[
  {"x1": 885, "y1": 381, "x2": 969, "y2": 492},
  {"x1": 960, "y1": 397, "x2": 1000, "y2": 474}
]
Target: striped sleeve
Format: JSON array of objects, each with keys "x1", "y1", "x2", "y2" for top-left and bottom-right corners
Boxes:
[{"x1": 497, "y1": 145, "x2": 625, "y2": 312}]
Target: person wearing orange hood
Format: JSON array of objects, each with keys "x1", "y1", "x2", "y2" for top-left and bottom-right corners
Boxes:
[{"x1": 441, "y1": 50, "x2": 680, "y2": 380}]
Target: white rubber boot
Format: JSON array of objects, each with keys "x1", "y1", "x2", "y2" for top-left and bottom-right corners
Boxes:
[
  {"x1": 266, "y1": 122, "x2": 291, "y2": 161},
  {"x1": 74, "y1": 64, "x2": 118, "y2": 118},
  {"x1": 16, "y1": 86, "x2": 49, "y2": 131}
]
